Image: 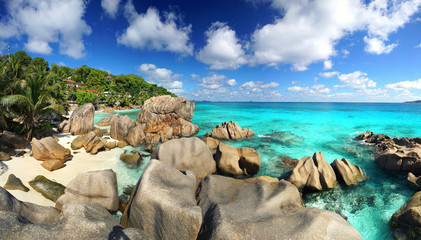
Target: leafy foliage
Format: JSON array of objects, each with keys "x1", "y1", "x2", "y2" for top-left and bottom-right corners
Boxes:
[{"x1": 76, "y1": 90, "x2": 98, "y2": 106}]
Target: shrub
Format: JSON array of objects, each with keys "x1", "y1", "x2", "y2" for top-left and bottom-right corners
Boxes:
[{"x1": 76, "y1": 91, "x2": 98, "y2": 106}]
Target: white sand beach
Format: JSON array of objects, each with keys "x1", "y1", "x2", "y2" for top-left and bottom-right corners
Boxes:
[{"x1": 0, "y1": 132, "x2": 124, "y2": 207}]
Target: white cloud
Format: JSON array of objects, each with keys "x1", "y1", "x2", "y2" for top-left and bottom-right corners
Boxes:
[
  {"x1": 342, "y1": 49, "x2": 350, "y2": 56},
  {"x1": 138, "y1": 63, "x2": 183, "y2": 89},
  {"x1": 118, "y1": 3, "x2": 193, "y2": 55},
  {"x1": 291, "y1": 81, "x2": 300, "y2": 85},
  {"x1": 57, "y1": 62, "x2": 66, "y2": 66},
  {"x1": 337, "y1": 71, "x2": 377, "y2": 89},
  {"x1": 102, "y1": 0, "x2": 121, "y2": 18},
  {"x1": 358, "y1": 88, "x2": 388, "y2": 96},
  {"x1": 287, "y1": 84, "x2": 331, "y2": 95},
  {"x1": 241, "y1": 81, "x2": 279, "y2": 92},
  {"x1": 291, "y1": 64, "x2": 308, "y2": 72},
  {"x1": 197, "y1": 22, "x2": 247, "y2": 70},
  {"x1": 416, "y1": 43, "x2": 421, "y2": 48},
  {"x1": 363, "y1": 37, "x2": 397, "y2": 54},
  {"x1": 0, "y1": 0, "x2": 91, "y2": 59},
  {"x1": 386, "y1": 78, "x2": 421, "y2": 90},
  {"x1": 196, "y1": 73, "x2": 229, "y2": 89},
  {"x1": 287, "y1": 86, "x2": 309, "y2": 92},
  {"x1": 323, "y1": 60, "x2": 333, "y2": 70},
  {"x1": 319, "y1": 71, "x2": 340, "y2": 78},
  {"x1": 226, "y1": 79, "x2": 238, "y2": 87}
]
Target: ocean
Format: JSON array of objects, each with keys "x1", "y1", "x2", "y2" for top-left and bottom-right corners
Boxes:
[{"x1": 95, "y1": 102, "x2": 421, "y2": 240}]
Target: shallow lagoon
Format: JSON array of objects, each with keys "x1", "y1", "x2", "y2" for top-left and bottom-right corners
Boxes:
[{"x1": 96, "y1": 102, "x2": 421, "y2": 239}]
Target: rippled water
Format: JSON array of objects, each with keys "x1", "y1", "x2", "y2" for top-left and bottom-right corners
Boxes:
[{"x1": 95, "y1": 102, "x2": 421, "y2": 239}]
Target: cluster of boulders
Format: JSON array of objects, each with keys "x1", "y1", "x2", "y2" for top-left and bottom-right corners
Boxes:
[
  {"x1": 205, "y1": 121, "x2": 254, "y2": 140},
  {"x1": 289, "y1": 152, "x2": 366, "y2": 192}
]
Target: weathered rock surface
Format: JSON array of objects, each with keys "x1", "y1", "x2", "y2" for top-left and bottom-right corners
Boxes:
[
  {"x1": 110, "y1": 115, "x2": 136, "y2": 142},
  {"x1": 136, "y1": 95, "x2": 199, "y2": 145},
  {"x1": 68, "y1": 103, "x2": 95, "y2": 135},
  {"x1": 331, "y1": 158, "x2": 366, "y2": 185},
  {"x1": 206, "y1": 121, "x2": 254, "y2": 140},
  {"x1": 0, "y1": 161, "x2": 7, "y2": 176},
  {"x1": 83, "y1": 131, "x2": 105, "y2": 154},
  {"x1": 41, "y1": 160, "x2": 65, "y2": 171},
  {"x1": 289, "y1": 152, "x2": 337, "y2": 191},
  {"x1": 105, "y1": 141, "x2": 117, "y2": 149},
  {"x1": 0, "y1": 151, "x2": 11, "y2": 161},
  {"x1": 197, "y1": 175, "x2": 362, "y2": 240},
  {"x1": 120, "y1": 153, "x2": 142, "y2": 165},
  {"x1": 0, "y1": 131, "x2": 29, "y2": 149},
  {"x1": 70, "y1": 135, "x2": 84, "y2": 150},
  {"x1": 126, "y1": 124, "x2": 146, "y2": 146},
  {"x1": 31, "y1": 137, "x2": 71, "y2": 161},
  {"x1": 407, "y1": 172, "x2": 421, "y2": 187},
  {"x1": 391, "y1": 191, "x2": 421, "y2": 240},
  {"x1": 121, "y1": 160, "x2": 202, "y2": 240},
  {"x1": 0, "y1": 203, "x2": 150, "y2": 240},
  {"x1": 29, "y1": 175, "x2": 65, "y2": 202},
  {"x1": 202, "y1": 137, "x2": 221, "y2": 153},
  {"x1": 0, "y1": 186, "x2": 60, "y2": 224},
  {"x1": 57, "y1": 119, "x2": 70, "y2": 133},
  {"x1": 56, "y1": 169, "x2": 118, "y2": 211},
  {"x1": 355, "y1": 130, "x2": 390, "y2": 144},
  {"x1": 151, "y1": 137, "x2": 216, "y2": 179},
  {"x1": 96, "y1": 113, "x2": 120, "y2": 126},
  {"x1": 3, "y1": 174, "x2": 29, "y2": 192},
  {"x1": 214, "y1": 142, "x2": 261, "y2": 176}
]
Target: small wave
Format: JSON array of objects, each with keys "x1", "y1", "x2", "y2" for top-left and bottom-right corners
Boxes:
[
  {"x1": 349, "y1": 131, "x2": 361, "y2": 136},
  {"x1": 258, "y1": 134, "x2": 270, "y2": 138}
]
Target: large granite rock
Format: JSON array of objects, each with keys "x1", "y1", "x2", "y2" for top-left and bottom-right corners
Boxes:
[
  {"x1": 29, "y1": 176, "x2": 65, "y2": 202},
  {"x1": 83, "y1": 131, "x2": 105, "y2": 154},
  {"x1": 126, "y1": 124, "x2": 146, "y2": 147},
  {"x1": 0, "y1": 203, "x2": 150, "y2": 240},
  {"x1": 96, "y1": 113, "x2": 120, "y2": 126},
  {"x1": 391, "y1": 191, "x2": 421, "y2": 240},
  {"x1": 355, "y1": 130, "x2": 389, "y2": 144},
  {"x1": 151, "y1": 137, "x2": 216, "y2": 179},
  {"x1": 0, "y1": 131, "x2": 29, "y2": 149},
  {"x1": 289, "y1": 152, "x2": 337, "y2": 191},
  {"x1": 206, "y1": 121, "x2": 254, "y2": 140},
  {"x1": 41, "y1": 160, "x2": 65, "y2": 171},
  {"x1": 197, "y1": 175, "x2": 362, "y2": 240},
  {"x1": 110, "y1": 115, "x2": 136, "y2": 142},
  {"x1": 136, "y1": 95, "x2": 199, "y2": 145},
  {"x1": 57, "y1": 119, "x2": 70, "y2": 133},
  {"x1": 331, "y1": 158, "x2": 366, "y2": 185},
  {"x1": 0, "y1": 186, "x2": 59, "y2": 224},
  {"x1": 68, "y1": 103, "x2": 95, "y2": 135},
  {"x1": 214, "y1": 142, "x2": 261, "y2": 176},
  {"x1": 121, "y1": 160, "x2": 202, "y2": 240},
  {"x1": 70, "y1": 135, "x2": 84, "y2": 150},
  {"x1": 56, "y1": 169, "x2": 118, "y2": 211},
  {"x1": 31, "y1": 137, "x2": 71, "y2": 161}
]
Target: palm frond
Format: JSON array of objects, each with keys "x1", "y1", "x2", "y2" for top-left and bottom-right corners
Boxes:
[{"x1": 0, "y1": 95, "x2": 31, "y2": 107}]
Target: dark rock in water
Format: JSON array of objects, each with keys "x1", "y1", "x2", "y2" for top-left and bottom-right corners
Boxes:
[
  {"x1": 121, "y1": 160, "x2": 202, "y2": 240},
  {"x1": 4, "y1": 174, "x2": 29, "y2": 192},
  {"x1": 152, "y1": 137, "x2": 216, "y2": 179},
  {"x1": 391, "y1": 191, "x2": 421, "y2": 240},
  {"x1": 144, "y1": 144, "x2": 153, "y2": 153},
  {"x1": 0, "y1": 161, "x2": 7, "y2": 176},
  {"x1": 282, "y1": 155, "x2": 299, "y2": 168},
  {"x1": 331, "y1": 158, "x2": 366, "y2": 185},
  {"x1": 0, "y1": 131, "x2": 29, "y2": 149},
  {"x1": 0, "y1": 151, "x2": 11, "y2": 161},
  {"x1": 0, "y1": 186, "x2": 59, "y2": 224},
  {"x1": 0, "y1": 203, "x2": 150, "y2": 239},
  {"x1": 355, "y1": 130, "x2": 390, "y2": 144},
  {"x1": 118, "y1": 185, "x2": 135, "y2": 212},
  {"x1": 68, "y1": 103, "x2": 95, "y2": 135},
  {"x1": 29, "y1": 175, "x2": 65, "y2": 202},
  {"x1": 197, "y1": 175, "x2": 362, "y2": 240},
  {"x1": 120, "y1": 153, "x2": 142, "y2": 166}
]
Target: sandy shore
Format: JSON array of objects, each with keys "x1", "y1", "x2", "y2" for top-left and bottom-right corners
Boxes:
[{"x1": 0, "y1": 132, "x2": 124, "y2": 207}]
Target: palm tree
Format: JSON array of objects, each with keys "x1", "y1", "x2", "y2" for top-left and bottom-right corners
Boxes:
[{"x1": 0, "y1": 65, "x2": 64, "y2": 139}]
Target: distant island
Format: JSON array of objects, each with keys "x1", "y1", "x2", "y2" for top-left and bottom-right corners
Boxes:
[{"x1": 404, "y1": 100, "x2": 421, "y2": 103}]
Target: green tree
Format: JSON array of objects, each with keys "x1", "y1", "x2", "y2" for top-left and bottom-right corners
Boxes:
[
  {"x1": 76, "y1": 90, "x2": 98, "y2": 106},
  {"x1": 30, "y1": 57, "x2": 49, "y2": 70},
  {"x1": 13, "y1": 50, "x2": 32, "y2": 67}
]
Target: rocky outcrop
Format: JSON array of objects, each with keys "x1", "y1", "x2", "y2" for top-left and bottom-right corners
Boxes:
[
  {"x1": 289, "y1": 152, "x2": 337, "y2": 191},
  {"x1": 197, "y1": 175, "x2": 362, "y2": 240},
  {"x1": 0, "y1": 131, "x2": 29, "y2": 149},
  {"x1": 68, "y1": 103, "x2": 95, "y2": 135},
  {"x1": 41, "y1": 160, "x2": 65, "y2": 171},
  {"x1": 206, "y1": 121, "x2": 254, "y2": 140},
  {"x1": 83, "y1": 131, "x2": 105, "y2": 154},
  {"x1": 151, "y1": 137, "x2": 216, "y2": 179},
  {"x1": 110, "y1": 115, "x2": 136, "y2": 142},
  {"x1": 31, "y1": 137, "x2": 71, "y2": 161},
  {"x1": 136, "y1": 95, "x2": 199, "y2": 145},
  {"x1": 355, "y1": 130, "x2": 390, "y2": 144},
  {"x1": 407, "y1": 172, "x2": 421, "y2": 187},
  {"x1": 331, "y1": 158, "x2": 366, "y2": 185},
  {"x1": 0, "y1": 186, "x2": 60, "y2": 224},
  {"x1": 56, "y1": 169, "x2": 118, "y2": 211},
  {"x1": 202, "y1": 137, "x2": 221, "y2": 153},
  {"x1": 121, "y1": 160, "x2": 202, "y2": 240},
  {"x1": 96, "y1": 113, "x2": 120, "y2": 126},
  {"x1": 0, "y1": 203, "x2": 150, "y2": 240},
  {"x1": 126, "y1": 124, "x2": 146, "y2": 147},
  {"x1": 29, "y1": 175, "x2": 65, "y2": 202},
  {"x1": 391, "y1": 191, "x2": 421, "y2": 240},
  {"x1": 3, "y1": 174, "x2": 29, "y2": 192}
]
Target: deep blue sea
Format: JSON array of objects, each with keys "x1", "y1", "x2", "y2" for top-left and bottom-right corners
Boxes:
[{"x1": 95, "y1": 102, "x2": 421, "y2": 240}]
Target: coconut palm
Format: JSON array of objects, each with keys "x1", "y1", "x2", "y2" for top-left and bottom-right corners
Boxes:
[{"x1": 0, "y1": 65, "x2": 64, "y2": 139}]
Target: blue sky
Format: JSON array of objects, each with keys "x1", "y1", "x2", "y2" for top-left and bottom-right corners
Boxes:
[{"x1": 1, "y1": 0, "x2": 421, "y2": 102}]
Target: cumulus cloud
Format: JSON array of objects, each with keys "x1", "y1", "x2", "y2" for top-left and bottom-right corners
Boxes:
[
  {"x1": 101, "y1": 0, "x2": 121, "y2": 18},
  {"x1": 118, "y1": 2, "x2": 193, "y2": 55},
  {"x1": 337, "y1": 71, "x2": 377, "y2": 89},
  {"x1": 226, "y1": 79, "x2": 238, "y2": 87},
  {"x1": 323, "y1": 60, "x2": 333, "y2": 70},
  {"x1": 364, "y1": 37, "x2": 397, "y2": 54},
  {"x1": 386, "y1": 78, "x2": 421, "y2": 90},
  {"x1": 319, "y1": 71, "x2": 340, "y2": 78},
  {"x1": 287, "y1": 86, "x2": 309, "y2": 92},
  {"x1": 197, "y1": 22, "x2": 247, "y2": 70},
  {"x1": 0, "y1": 0, "x2": 91, "y2": 59},
  {"x1": 240, "y1": 81, "x2": 279, "y2": 92},
  {"x1": 138, "y1": 63, "x2": 183, "y2": 90},
  {"x1": 287, "y1": 84, "x2": 330, "y2": 95}
]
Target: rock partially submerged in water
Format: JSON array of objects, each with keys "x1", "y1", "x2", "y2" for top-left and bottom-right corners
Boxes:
[
  {"x1": 391, "y1": 191, "x2": 421, "y2": 240},
  {"x1": 197, "y1": 174, "x2": 362, "y2": 240},
  {"x1": 56, "y1": 169, "x2": 119, "y2": 211},
  {"x1": 331, "y1": 158, "x2": 366, "y2": 185},
  {"x1": 31, "y1": 137, "x2": 71, "y2": 162},
  {"x1": 121, "y1": 160, "x2": 202, "y2": 240},
  {"x1": 68, "y1": 103, "x2": 95, "y2": 135},
  {"x1": 96, "y1": 113, "x2": 120, "y2": 126},
  {"x1": 355, "y1": 130, "x2": 390, "y2": 144},
  {"x1": 289, "y1": 152, "x2": 337, "y2": 191},
  {"x1": 29, "y1": 175, "x2": 65, "y2": 202},
  {"x1": 206, "y1": 121, "x2": 254, "y2": 140}
]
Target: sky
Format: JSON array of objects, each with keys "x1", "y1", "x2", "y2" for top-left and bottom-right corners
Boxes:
[{"x1": 1, "y1": 0, "x2": 421, "y2": 102}]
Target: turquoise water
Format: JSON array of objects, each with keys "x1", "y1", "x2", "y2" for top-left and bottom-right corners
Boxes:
[{"x1": 95, "y1": 102, "x2": 421, "y2": 240}]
